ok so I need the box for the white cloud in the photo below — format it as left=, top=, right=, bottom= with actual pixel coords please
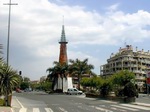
left=107, top=3, right=120, bottom=12
left=1, top=0, right=150, bottom=80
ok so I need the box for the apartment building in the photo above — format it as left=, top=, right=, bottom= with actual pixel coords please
left=100, top=45, right=150, bottom=92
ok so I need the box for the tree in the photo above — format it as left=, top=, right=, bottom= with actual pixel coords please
left=81, top=77, right=91, bottom=87
left=20, top=82, right=29, bottom=90
left=112, top=70, right=135, bottom=97
left=112, top=70, right=135, bottom=86
left=47, top=66, right=58, bottom=90
left=99, top=77, right=113, bottom=97
left=69, top=58, right=94, bottom=90
left=20, top=77, right=31, bottom=90
left=47, top=61, right=68, bottom=92
left=123, top=82, right=137, bottom=97
left=23, top=77, right=30, bottom=83
left=0, top=44, right=4, bottom=67
left=41, top=81, right=52, bottom=92
left=0, top=63, right=21, bottom=106
left=0, top=44, right=3, bottom=60
left=81, top=76, right=103, bottom=94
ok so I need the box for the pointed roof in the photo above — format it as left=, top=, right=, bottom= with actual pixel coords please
left=59, top=25, right=68, bottom=44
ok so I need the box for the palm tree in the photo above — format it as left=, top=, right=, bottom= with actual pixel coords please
left=47, top=65, right=59, bottom=90
left=0, top=63, right=21, bottom=106
left=69, top=58, right=94, bottom=90
left=0, top=44, right=3, bottom=63
left=47, top=61, right=68, bottom=92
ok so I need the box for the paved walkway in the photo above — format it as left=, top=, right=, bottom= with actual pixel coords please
left=0, top=96, right=20, bottom=112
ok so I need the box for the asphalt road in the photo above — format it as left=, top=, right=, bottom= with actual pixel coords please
left=13, top=91, right=150, bottom=112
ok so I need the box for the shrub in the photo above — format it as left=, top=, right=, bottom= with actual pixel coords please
left=123, top=82, right=136, bottom=97
left=100, top=81, right=112, bottom=97
left=116, top=89, right=124, bottom=97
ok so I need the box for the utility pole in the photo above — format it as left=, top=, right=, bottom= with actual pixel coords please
left=3, top=0, right=18, bottom=66
left=3, top=0, right=18, bottom=106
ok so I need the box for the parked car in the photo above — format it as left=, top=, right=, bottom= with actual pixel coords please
left=24, top=88, right=32, bottom=92
left=67, top=88, right=83, bottom=95
left=16, top=88, right=22, bottom=93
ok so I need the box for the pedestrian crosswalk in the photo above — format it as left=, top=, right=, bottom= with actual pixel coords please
left=14, top=108, right=53, bottom=112
left=111, top=105, right=138, bottom=111
left=91, top=104, right=150, bottom=112
left=13, top=104, right=150, bottom=112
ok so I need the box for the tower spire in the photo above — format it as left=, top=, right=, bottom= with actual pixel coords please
left=59, top=16, right=67, bottom=43
left=59, top=25, right=67, bottom=43
left=59, top=20, right=68, bottom=65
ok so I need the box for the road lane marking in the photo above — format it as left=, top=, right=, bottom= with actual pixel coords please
left=15, top=96, right=25, bottom=108
left=90, top=106, right=113, bottom=112
left=11, top=108, right=14, bottom=112
left=33, top=108, right=40, bottom=112
left=121, top=104, right=150, bottom=110
left=111, top=105, right=138, bottom=111
left=19, top=108, right=27, bottom=112
left=59, top=107, right=68, bottom=112
left=135, top=102, right=150, bottom=107
left=111, top=107, right=127, bottom=112
left=45, top=108, right=54, bottom=112
left=100, top=100, right=118, bottom=104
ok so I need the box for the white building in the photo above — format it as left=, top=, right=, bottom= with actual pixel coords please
left=100, top=45, right=150, bottom=92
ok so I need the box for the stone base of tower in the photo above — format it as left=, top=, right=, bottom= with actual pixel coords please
left=54, top=77, right=73, bottom=93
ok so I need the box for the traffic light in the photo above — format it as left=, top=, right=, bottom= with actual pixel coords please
left=19, top=71, right=22, bottom=75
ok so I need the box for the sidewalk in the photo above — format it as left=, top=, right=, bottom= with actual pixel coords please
left=0, top=96, right=21, bottom=112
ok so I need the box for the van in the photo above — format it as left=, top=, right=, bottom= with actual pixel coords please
left=67, top=88, right=83, bottom=95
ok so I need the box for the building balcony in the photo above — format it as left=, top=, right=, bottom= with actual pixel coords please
left=132, top=70, right=146, bottom=74
left=135, top=76, right=146, bottom=80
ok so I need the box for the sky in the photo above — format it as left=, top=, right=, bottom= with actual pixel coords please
left=0, top=0, right=150, bottom=81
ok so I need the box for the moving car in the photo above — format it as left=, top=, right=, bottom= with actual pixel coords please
left=67, top=88, right=83, bottom=95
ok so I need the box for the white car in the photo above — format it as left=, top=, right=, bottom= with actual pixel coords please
left=67, top=88, right=83, bottom=95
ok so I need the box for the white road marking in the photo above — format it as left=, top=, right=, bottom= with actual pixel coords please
left=121, top=104, right=150, bottom=110
left=45, top=108, right=54, bottom=112
left=19, top=108, right=27, bottom=112
left=11, top=108, right=14, bottom=112
left=100, top=100, right=118, bottom=104
left=111, top=105, right=138, bottom=111
left=111, top=107, right=127, bottom=112
left=99, top=105, right=106, bottom=107
left=59, top=107, right=68, bottom=112
left=90, top=106, right=113, bottom=112
left=15, top=96, right=25, bottom=108
left=135, top=102, right=150, bottom=107
left=33, top=108, right=40, bottom=112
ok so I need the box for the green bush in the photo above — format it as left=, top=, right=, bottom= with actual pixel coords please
left=123, top=82, right=136, bottom=97
left=116, top=89, right=124, bottom=97
left=100, top=81, right=112, bottom=97
left=89, top=90, right=97, bottom=94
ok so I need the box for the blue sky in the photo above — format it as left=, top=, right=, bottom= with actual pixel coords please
left=0, top=0, right=150, bottom=80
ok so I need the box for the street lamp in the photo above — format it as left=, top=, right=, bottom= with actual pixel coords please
left=3, top=0, right=18, bottom=66
left=3, top=0, right=18, bottom=106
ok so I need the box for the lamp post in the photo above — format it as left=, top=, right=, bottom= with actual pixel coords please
left=3, top=0, right=17, bottom=106
left=4, top=0, right=18, bottom=66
